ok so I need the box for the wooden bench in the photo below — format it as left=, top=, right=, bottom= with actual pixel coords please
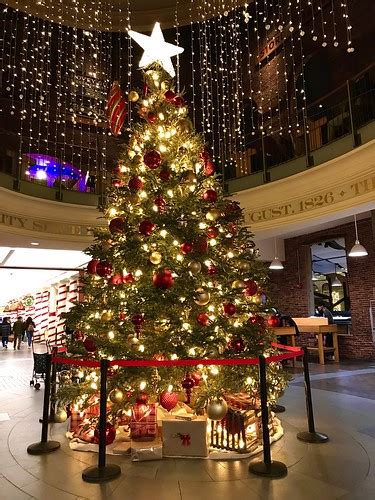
left=292, top=318, right=339, bottom=365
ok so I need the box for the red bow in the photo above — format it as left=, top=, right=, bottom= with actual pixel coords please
left=178, top=433, right=191, bottom=446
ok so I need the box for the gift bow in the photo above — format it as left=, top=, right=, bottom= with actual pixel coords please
left=178, top=433, right=191, bottom=446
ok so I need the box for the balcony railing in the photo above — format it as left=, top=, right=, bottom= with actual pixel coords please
left=225, top=64, right=375, bottom=184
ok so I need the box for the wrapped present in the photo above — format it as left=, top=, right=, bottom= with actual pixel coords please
left=69, top=410, right=84, bottom=433
left=130, top=403, right=157, bottom=441
left=73, top=423, right=96, bottom=443
left=131, top=438, right=163, bottom=461
left=224, top=392, right=260, bottom=411
left=162, top=416, right=208, bottom=457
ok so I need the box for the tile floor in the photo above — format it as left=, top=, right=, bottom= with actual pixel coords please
left=1, top=346, right=375, bottom=499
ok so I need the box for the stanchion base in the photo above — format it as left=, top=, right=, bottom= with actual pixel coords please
left=27, top=440, right=61, bottom=455
left=82, top=464, right=121, bottom=483
left=271, top=404, right=286, bottom=413
left=297, top=431, right=329, bottom=443
left=249, top=460, right=288, bottom=478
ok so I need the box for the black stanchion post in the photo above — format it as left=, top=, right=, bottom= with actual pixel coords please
left=82, top=359, right=121, bottom=483
left=249, top=355, right=288, bottom=478
left=49, top=346, right=57, bottom=422
left=297, top=348, right=329, bottom=443
left=27, top=353, right=61, bottom=454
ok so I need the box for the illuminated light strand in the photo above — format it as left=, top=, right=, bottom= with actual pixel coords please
left=189, top=0, right=196, bottom=128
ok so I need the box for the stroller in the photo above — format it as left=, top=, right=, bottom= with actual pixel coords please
left=30, top=342, right=49, bottom=390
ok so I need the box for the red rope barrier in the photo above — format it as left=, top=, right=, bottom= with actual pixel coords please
left=52, top=343, right=303, bottom=369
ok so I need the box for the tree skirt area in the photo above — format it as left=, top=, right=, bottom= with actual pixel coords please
left=65, top=414, right=283, bottom=461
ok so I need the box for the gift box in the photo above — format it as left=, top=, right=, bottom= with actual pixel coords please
left=130, top=403, right=157, bottom=441
left=73, top=423, right=96, bottom=443
left=224, top=393, right=260, bottom=411
left=131, top=438, right=163, bottom=461
left=69, top=410, right=84, bottom=433
left=162, top=416, right=208, bottom=457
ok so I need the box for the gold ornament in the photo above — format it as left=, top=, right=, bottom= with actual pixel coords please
left=206, top=209, right=221, bottom=221
left=54, top=409, right=68, bottom=423
left=232, top=280, right=246, bottom=289
left=102, top=240, right=113, bottom=252
left=161, top=81, right=170, bottom=91
left=133, top=154, right=143, bottom=164
left=129, top=90, right=139, bottom=102
left=207, top=399, right=228, bottom=421
left=250, top=294, right=262, bottom=305
left=189, top=261, right=202, bottom=274
left=109, top=388, right=124, bottom=404
left=101, top=311, right=113, bottom=322
left=194, top=288, right=210, bottom=306
left=176, top=118, right=193, bottom=133
left=59, top=371, right=71, bottom=384
left=150, top=251, right=162, bottom=265
left=182, top=170, right=197, bottom=184
left=237, top=260, right=251, bottom=271
left=128, top=335, right=139, bottom=349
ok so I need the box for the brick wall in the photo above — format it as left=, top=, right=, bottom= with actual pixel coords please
left=269, top=217, right=375, bottom=360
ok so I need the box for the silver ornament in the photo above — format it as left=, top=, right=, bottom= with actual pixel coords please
left=207, top=399, right=228, bottom=420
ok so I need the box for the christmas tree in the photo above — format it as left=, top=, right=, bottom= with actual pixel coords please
left=59, top=25, right=288, bottom=432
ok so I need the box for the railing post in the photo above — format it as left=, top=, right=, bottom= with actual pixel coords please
left=49, top=346, right=58, bottom=422
left=27, top=353, right=61, bottom=454
left=297, top=348, right=329, bottom=443
left=260, top=133, right=269, bottom=183
left=346, top=79, right=361, bottom=147
left=249, top=355, right=288, bottom=478
left=82, top=359, right=121, bottom=483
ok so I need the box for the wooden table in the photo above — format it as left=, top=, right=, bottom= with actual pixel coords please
left=296, top=324, right=339, bottom=365
left=272, top=327, right=297, bottom=366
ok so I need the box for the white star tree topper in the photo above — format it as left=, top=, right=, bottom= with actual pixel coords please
left=128, top=22, right=184, bottom=78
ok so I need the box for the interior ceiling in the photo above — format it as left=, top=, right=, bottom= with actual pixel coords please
left=310, top=238, right=348, bottom=275
left=0, top=248, right=88, bottom=307
left=4, top=1, right=247, bottom=31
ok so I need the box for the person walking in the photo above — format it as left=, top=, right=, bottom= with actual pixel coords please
left=24, top=317, right=36, bottom=348
left=1, top=317, right=11, bottom=349
left=12, top=316, right=25, bottom=350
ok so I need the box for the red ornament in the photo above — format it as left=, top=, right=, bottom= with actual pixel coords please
left=111, top=178, right=123, bottom=188
left=128, top=176, right=144, bottom=191
left=204, top=160, right=216, bottom=176
left=203, top=189, right=218, bottom=203
left=200, top=149, right=210, bottom=163
left=123, top=273, right=134, bottom=284
left=109, top=274, right=123, bottom=286
left=106, top=81, right=127, bottom=137
left=83, top=337, right=97, bottom=353
left=191, top=371, right=202, bottom=386
left=226, top=201, right=241, bottom=213
left=243, top=280, right=258, bottom=297
left=160, top=390, right=179, bottom=411
left=267, top=315, right=281, bottom=328
left=119, top=312, right=126, bottom=321
left=136, top=392, right=149, bottom=404
left=207, top=226, right=219, bottom=239
left=173, top=95, right=185, bottom=106
left=227, top=223, right=237, bottom=235
left=197, top=313, right=209, bottom=326
left=248, top=315, right=265, bottom=327
left=182, top=376, right=195, bottom=404
left=207, top=264, right=218, bottom=275
left=74, top=331, right=84, bottom=341
left=153, top=269, right=174, bottom=290
left=87, top=259, right=99, bottom=275
left=144, top=150, right=161, bottom=169
left=131, top=314, right=144, bottom=327
left=93, top=422, right=116, bottom=446
left=139, top=220, right=155, bottom=236
left=154, top=196, right=166, bottom=212
left=180, top=242, right=193, bottom=255
left=194, top=237, right=208, bottom=254
left=96, top=261, right=113, bottom=278
left=229, top=337, right=245, bottom=352
left=164, top=90, right=176, bottom=102
left=159, top=169, right=171, bottom=181
left=109, top=217, right=126, bottom=234
left=223, top=302, right=236, bottom=316
left=147, top=111, right=157, bottom=123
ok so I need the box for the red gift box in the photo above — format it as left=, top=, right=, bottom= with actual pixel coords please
left=69, top=410, right=84, bottom=433
left=130, top=403, right=157, bottom=441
